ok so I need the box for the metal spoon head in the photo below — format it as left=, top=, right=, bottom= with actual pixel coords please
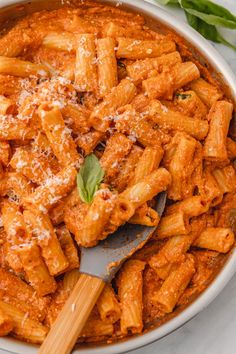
left=80, top=192, right=167, bottom=282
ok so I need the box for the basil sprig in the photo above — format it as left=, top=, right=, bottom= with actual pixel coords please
left=175, top=92, right=191, bottom=99
left=77, top=154, right=105, bottom=204
left=155, top=0, right=236, bottom=51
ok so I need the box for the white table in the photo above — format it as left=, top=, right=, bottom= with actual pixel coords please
left=1, top=1, right=236, bottom=354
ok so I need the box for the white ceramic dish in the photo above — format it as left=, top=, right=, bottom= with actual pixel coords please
left=0, top=0, right=236, bottom=353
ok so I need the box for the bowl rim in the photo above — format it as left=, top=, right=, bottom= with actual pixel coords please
left=1, top=0, right=236, bottom=354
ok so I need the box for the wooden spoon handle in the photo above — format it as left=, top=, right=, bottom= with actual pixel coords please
left=39, top=274, right=105, bottom=354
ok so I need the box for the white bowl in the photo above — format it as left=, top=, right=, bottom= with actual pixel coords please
left=0, top=1, right=236, bottom=353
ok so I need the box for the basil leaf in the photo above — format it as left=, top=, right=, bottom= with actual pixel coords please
left=185, top=12, right=236, bottom=51
left=175, top=92, right=191, bottom=99
left=77, top=172, right=88, bottom=203
left=155, top=0, right=180, bottom=6
left=180, top=0, right=236, bottom=28
left=155, top=0, right=236, bottom=51
left=181, top=0, right=236, bottom=29
left=77, top=154, right=105, bottom=204
left=185, top=11, right=218, bottom=40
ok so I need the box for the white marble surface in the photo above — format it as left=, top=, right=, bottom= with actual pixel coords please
left=1, top=1, right=236, bottom=354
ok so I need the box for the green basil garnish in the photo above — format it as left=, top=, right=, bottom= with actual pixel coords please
left=77, top=154, right=105, bottom=204
left=155, top=0, right=236, bottom=51
left=175, top=93, right=191, bottom=99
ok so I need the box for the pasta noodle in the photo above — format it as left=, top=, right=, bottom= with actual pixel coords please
left=203, top=101, right=233, bottom=161
left=152, top=255, right=195, bottom=313
left=74, top=34, right=97, bottom=92
left=117, top=260, right=145, bottom=334
left=116, top=38, right=176, bottom=59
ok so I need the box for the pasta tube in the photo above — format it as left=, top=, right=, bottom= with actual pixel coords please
left=75, top=188, right=115, bottom=247
left=42, top=32, right=75, bottom=52
left=0, top=268, right=49, bottom=322
left=0, top=172, right=32, bottom=201
left=189, top=78, right=223, bottom=107
left=132, top=146, right=163, bottom=184
left=10, top=148, right=53, bottom=184
left=115, top=105, right=169, bottom=146
left=157, top=211, right=190, bottom=239
left=117, top=260, right=146, bottom=334
left=142, top=62, right=200, bottom=100
left=113, top=145, right=143, bottom=192
left=56, top=226, right=80, bottom=271
left=76, top=130, right=104, bottom=156
left=1, top=199, right=26, bottom=239
left=148, top=100, right=208, bottom=140
left=0, top=116, right=35, bottom=141
left=0, top=56, right=50, bottom=77
left=203, top=101, right=233, bottom=161
left=17, top=242, right=57, bottom=296
left=212, top=165, right=236, bottom=194
left=96, top=285, right=121, bottom=324
left=89, top=79, right=137, bottom=132
left=149, top=234, right=193, bottom=279
left=23, top=165, right=77, bottom=212
left=126, top=51, right=182, bottom=83
left=166, top=196, right=208, bottom=218
left=0, top=301, right=48, bottom=344
left=164, top=132, right=200, bottom=200
left=116, top=38, right=176, bottom=59
left=152, top=255, right=195, bottom=313
left=100, top=133, right=133, bottom=182
left=199, top=169, right=223, bottom=207
left=120, top=168, right=171, bottom=209
left=97, top=37, right=118, bottom=97
left=24, top=209, right=69, bottom=276
left=193, top=227, right=234, bottom=253
left=61, top=104, right=90, bottom=134
left=74, top=34, right=97, bottom=92
left=174, top=90, right=208, bottom=120
left=80, top=317, right=114, bottom=338
left=103, top=22, right=155, bottom=40
left=38, top=105, right=80, bottom=168
left=129, top=205, right=160, bottom=227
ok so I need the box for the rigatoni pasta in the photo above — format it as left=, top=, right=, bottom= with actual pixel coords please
left=97, top=37, right=118, bottom=97
left=0, top=56, right=50, bottom=78
left=0, top=301, right=48, bottom=344
left=74, top=34, right=97, bottom=92
left=23, top=209, right=69, bottom=276
left=203, top=101, right=233, bottom=161
left=96, top=285, right=121, bottom=324
left=126, top=51, right=182, bottom=83
left=117, top=260, right=145, bottom=334
left=116, top=38, right=176, bottom=59
left=89, top=78, right=137, bottom=132
left=193, top=228, right=234, bottom=253
left=38, top=105, right=80, bottom=168
left=152, top=255, right=195, bottom=313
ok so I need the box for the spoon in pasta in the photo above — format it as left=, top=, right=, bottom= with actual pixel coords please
left=39, top=192, right=167, bottom=354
